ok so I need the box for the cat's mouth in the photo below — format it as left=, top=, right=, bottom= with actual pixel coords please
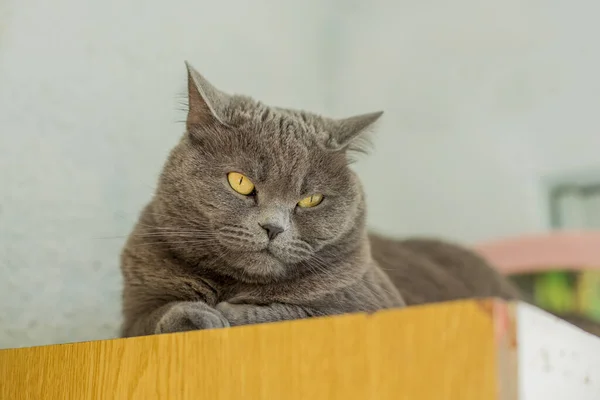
left=260, top=247, right=280, bottom=261
left=261, top=247, right=274, bottom=255
left=260, top=243, right=311, bottom=265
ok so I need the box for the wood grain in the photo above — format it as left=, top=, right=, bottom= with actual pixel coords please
left=0, top=299, right=514, bottom=400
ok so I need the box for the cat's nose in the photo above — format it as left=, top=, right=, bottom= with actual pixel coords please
left=260, top=223, right=284, bottom=241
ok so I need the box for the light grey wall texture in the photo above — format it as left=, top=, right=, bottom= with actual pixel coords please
left=1, top=0, right=600, bottom=348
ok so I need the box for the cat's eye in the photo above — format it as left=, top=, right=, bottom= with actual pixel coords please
left=297, top=194, right=323, bottom=208
left=227, top=172, right=255, bottom=195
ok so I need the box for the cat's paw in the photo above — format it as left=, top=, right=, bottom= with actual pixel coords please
left=155, top=302, right=230, bottom=334
left=215, top=301, right=257, bottom=326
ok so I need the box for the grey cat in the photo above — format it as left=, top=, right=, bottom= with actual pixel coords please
left=119, top=63, right=528, bottom=337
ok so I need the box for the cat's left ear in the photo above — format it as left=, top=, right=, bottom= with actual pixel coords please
left=325, top=111, right=383, bottom=152
left=185, top=61, right=231, bottom=129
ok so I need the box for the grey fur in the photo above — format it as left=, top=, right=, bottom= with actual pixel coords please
left=156, top=302, right=230, bottom=334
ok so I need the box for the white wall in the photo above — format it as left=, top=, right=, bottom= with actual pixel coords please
left=330, top=0, right=600, bottom=242
left=1, top=0, right=600, bottom=348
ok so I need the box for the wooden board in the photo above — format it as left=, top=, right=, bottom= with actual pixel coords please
left=0, top=299, right=516, bottom=400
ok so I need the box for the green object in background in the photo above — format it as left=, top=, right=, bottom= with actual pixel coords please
left=511, top=269, right=600, bottom=323
left=534, top=271, right=575, bottom=314
left=577, top=271, right=600, bottom=322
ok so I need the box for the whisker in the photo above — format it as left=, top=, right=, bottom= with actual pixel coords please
left=135, top=222, right=213, bottom=233
left=145, top=211, right=206, bottom=226
left=301, top=256, right=338, bottom=283
left=96, top=231, right=218, bottom=240
left=310, top=251, right=398, bottom=300
left=128, top=239, right=216, bottom=248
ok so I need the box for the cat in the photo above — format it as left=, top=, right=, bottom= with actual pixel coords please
left=120, top=63, right=592, bottom=337
left=120, top=63, right=404, bottom=336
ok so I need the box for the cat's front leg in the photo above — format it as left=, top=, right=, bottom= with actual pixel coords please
left=155, top=301, right=230, bottom=334
left=215, top=301, right=326, bottom=326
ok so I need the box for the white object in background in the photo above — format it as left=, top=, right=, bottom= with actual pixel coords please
left=518, top=303, right=600, bottom=399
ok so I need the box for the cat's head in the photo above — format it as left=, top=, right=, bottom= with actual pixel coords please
left=155, top=63, right=382, bottom=283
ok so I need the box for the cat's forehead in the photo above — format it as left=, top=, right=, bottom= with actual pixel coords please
left=223, top=100, right=347, bottom=191
left=228, top=97, right=330, bottom=144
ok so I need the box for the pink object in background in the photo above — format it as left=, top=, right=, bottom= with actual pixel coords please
left=473, top=231, right=600, bottom=275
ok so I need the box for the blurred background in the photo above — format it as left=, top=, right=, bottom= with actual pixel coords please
left=1, top=0, right=600, bottom=348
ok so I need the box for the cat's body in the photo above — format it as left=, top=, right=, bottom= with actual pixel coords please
left=120, top=63, right=524, bottom=338
left=370, top=235, right=520, bottom=305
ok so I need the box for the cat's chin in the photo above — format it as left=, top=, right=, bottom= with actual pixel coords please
left=228, top=250, right=289, bottom=283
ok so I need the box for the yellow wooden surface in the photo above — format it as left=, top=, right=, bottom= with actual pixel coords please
left=0, top=299, right=516, bottom=400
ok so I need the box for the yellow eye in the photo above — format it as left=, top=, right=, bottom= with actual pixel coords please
left=227, top=172, right=255, bottom=195
left=297, top=194, right=323, bottom=208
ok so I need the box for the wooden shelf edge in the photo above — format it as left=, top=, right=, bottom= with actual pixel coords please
left=0, top=299, right=516, bottom=400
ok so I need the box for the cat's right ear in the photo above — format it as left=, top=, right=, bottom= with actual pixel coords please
left=185, top=61, right=231, bottom=130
